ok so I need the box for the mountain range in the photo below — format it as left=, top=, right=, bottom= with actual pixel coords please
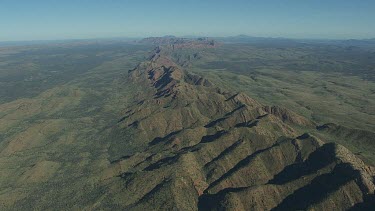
left=0, top=37, right=374, bottom=210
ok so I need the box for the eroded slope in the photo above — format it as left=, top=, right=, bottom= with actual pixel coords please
left=1, top=39, right=373, bottom=210
left=101, top=43, right=375, bottom=210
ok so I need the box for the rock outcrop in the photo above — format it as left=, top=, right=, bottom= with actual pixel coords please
left=101, top=40, right=375, bottom=210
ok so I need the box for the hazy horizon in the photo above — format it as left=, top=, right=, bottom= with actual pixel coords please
left=1, top=34, right=375, bottom=45
left=1, top=0, right=375, bottom=42
left=1, top=2, right=375, bottom=210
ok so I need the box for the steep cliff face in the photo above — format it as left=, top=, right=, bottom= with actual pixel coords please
left=100, top=41, right=375, bottom=210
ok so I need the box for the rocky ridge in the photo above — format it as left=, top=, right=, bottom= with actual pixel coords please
left=101, top=38, right=375, bottom=210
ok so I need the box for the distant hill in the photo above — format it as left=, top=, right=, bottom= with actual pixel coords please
left=138, top=36, right=218, bottom=49
left=212, top=35, right=375, bottom=49
left=0, top=37, right=374, bottom=210
left=216, top=35, right=296, bottom=43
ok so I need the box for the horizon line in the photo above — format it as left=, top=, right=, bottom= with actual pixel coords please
left=0, top=34, right=374, bottom=44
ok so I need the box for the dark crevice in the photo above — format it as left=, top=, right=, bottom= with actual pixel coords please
left=150, top=66, right=175, bottom=91
left=127, top=178, right=171, bottom=209
left=110, top=155, right=132, bottom=164
left=205, top=137, right=289, bottom=192
left=204, top=139, right=244, bottom=168
left=204, top=117, right=228, bottom=128
left=201, top=130, right=227, bottom=143
left=117, top=113, right=134, bottom=123
left=143, top=155, right=180, bottom=171
left=198, top=186, right=248, bottom=210
left=235, top=120, right=259, bottom=128
left=225, top=93, right=239, bottom=101
left=256, top=113, right=269, bottom=119
left=296, top=133, right=312, bottom=140
left=271, top=163, right=360, bottom=211
left=268, top=143, right=337, bottom=185
left=132, top=153, right=158, bottom=169
left=225, top=104, right=246, bottom=116
left=176, top=142, right=202, bottom=155
left=149, top=130, right=182, bottom=146
left=137, top=100, right=145, bottom=105
left=128, top=120, right=139, bottom=128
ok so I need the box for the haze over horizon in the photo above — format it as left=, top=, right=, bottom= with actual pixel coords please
left=1, top=0, right=375, bottom=41
left=1, top=1, right=375, bottom=210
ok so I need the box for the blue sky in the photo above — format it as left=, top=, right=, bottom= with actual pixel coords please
left=1, top=0, right=374, bottom=41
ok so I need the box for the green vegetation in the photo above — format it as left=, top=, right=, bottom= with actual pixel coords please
left=0, top=42, right=152, bottom=209
left=185, top=43, right=375, bottom=131
left=182, top=43, right=375, bottom=166
left=0, top=39, right=374, bottom=210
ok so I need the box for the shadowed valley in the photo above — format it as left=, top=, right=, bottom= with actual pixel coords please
left=0, top=37, right=374, bottom=210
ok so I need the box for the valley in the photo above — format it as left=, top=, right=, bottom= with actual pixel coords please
left=0, top=37, right=374, bottom=210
